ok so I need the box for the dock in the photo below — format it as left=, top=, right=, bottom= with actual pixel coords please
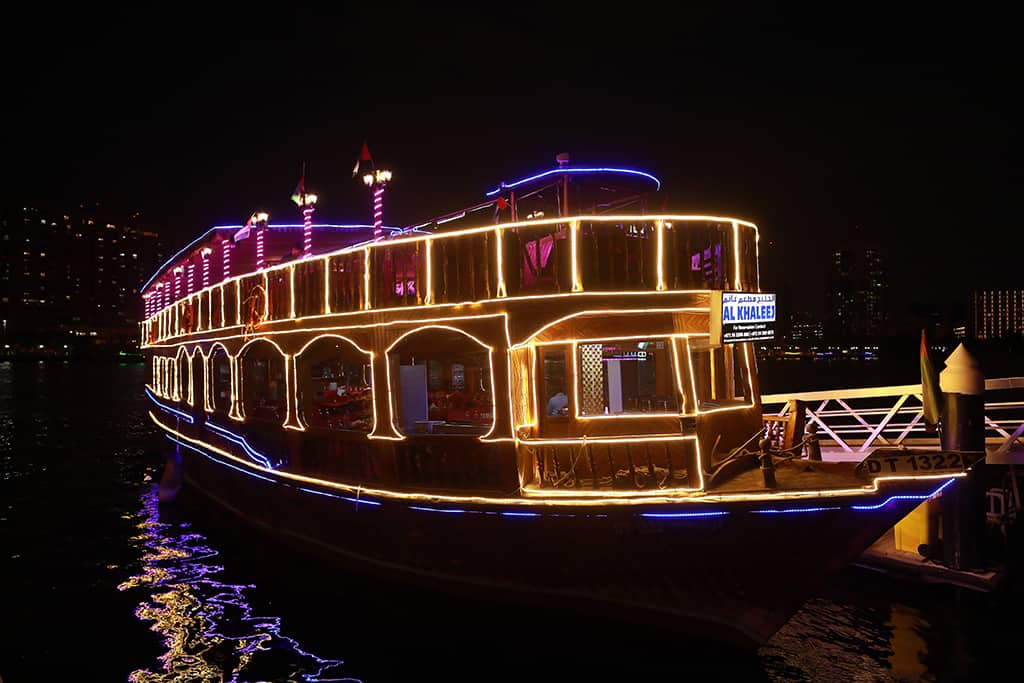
left=854, top=527, right=1008, bottom=591
left=818, top=443, right=1019, bottom=591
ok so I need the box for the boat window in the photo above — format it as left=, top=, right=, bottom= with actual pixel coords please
left=240, top=342, right=286, bottom=424
left=662, top=221, right=735, bottom=290
left=500, top=223, right=572, bottom=296
left=294, top=260, right=325, bottom=317
left=576, top=339, right=678, bottom=416
left=542, top=348, right=569, bottom=418
left=389, top=328, right=494, bottom=436
left=690, top=342, right=752, bottom=409
left=267, top=269, right=289, bottom=321
left=326, top=252, right=365, bottom=314
left=372, top=243, right=425, bottom=308
left=576, top=221, right=658, bottom=291
left=296, top=338, right=373, bottom=432
left=210, top=348, right=232, bottom=414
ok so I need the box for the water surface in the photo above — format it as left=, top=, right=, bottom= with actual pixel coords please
left=1, top=361, right=1021, bottom=681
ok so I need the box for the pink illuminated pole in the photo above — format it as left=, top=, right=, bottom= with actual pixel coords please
left=302, top=202, right=315, bottom=256
left=201, top=248, right=212, bottom=288
left=363, top=168, right=392, bottom=239
left=353, top=143, right=390, bottom=239
left=292, top=165, right=317, bottom=258
left=222, top=239, right=232, bottom=281
left=186, top=264, right=195, bottom=295
left=252, top=212, right=269, bottom=270
left=173, top=267, right=182, bottom=300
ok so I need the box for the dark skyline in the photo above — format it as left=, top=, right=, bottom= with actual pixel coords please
left=2, top=6, right=1018, bottom=321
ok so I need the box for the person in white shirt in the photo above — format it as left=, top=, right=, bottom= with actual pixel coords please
left=547, top=390, right=568, bottom=416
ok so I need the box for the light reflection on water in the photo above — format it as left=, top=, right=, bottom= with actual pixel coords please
left=761, top=595, right=909, bottom=682
left=117, top=482, right=360, bottom=683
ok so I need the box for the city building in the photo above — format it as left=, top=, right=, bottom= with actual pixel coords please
left=0, top=203, right=164, bottom=351
left=972, top=289, right=1024, bottom=340
left=827, top=248, right=887, bottom=340
left=788, top=311, right=824, bottom=344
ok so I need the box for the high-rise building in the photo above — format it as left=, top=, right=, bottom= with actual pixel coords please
left=827, top=248, right=887, bottom=339
left=972, top=289, right=1024, bottom=340
left=0, top=203, right=164, bottom=343
left=788, top=311, right=824, bottom=343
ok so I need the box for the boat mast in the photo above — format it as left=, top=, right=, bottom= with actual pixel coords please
left=557, top=152, right=570, bottom=217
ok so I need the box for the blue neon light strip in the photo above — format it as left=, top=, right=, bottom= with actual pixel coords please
left=166, top=434, right=381, bottom=506
left=297, top=486, right=381, bottom=507
left=850, top=477, right=957, bottom=510
left=159, top=420, right=961, bottom=520
left=750, top=506, right=842, bottom=514
left=410, top=506, right=466, bottom=514
left=205, top=422, right=277, bottom=469
left=640, top=510, right=731, bottom=519
left=167, top=435, right=276, bottom=483
left=141, top=227, right=235, bottom=293
left=485, top=167, right=662, bottom=197
left=145, top=388, right=194, bottom=424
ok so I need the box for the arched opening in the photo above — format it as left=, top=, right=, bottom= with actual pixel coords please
left=209, top=345, right=233, bottom=415
left=389, top=327, right=494, bottom=436
left=296, top=336, right=373, bottom=432
left=175, top=348, right=191, bottom=404
left=188, top=347, right=204, bottom=411
left=151, top=356, right=160, bottom=394
left=239, top=339, right=287, bottom=424
left=162, top=356, right=174, bottom=398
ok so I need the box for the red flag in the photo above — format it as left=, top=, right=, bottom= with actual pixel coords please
left=352, top=142, right=373, bottom=178
left=290, top=176, right=305, bottom=205
left=496, top=196, right=508, bottom=210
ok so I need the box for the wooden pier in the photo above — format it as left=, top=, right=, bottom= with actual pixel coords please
left=763, top=373, right=1024, bottom=591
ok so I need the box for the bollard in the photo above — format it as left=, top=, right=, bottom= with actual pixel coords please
left=938, top=343, right=987, bottom=571
left=784, top=399, right=807, bottom=451
left=805, top=423, right=822, bottom=461
left=759, top=437, right=776, bottom=488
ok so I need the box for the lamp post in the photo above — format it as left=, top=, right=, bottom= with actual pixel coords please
left=363, top=169, right=392, bottom=239
left=298, top=195, right=317, bottom=258
left=201, top=248, right=212, bottom=289
left=253, top=211, right=270, bottom=270
left=173, top=266, right=183, bottom=300
left=221, top=236, right=232, bottom=281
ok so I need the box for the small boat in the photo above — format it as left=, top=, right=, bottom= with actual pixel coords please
left=141, top=155, right=973, bottom=649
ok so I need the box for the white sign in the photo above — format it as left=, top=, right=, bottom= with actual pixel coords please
left=710, top=291, right=776, bottom=345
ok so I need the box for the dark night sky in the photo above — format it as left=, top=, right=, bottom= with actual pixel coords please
left=2, top=6, right=1018, bottom=322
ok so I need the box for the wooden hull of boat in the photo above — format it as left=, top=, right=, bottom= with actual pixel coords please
left=163, top=436, right=945, bottom=650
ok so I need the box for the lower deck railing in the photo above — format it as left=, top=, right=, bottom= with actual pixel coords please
left=524, top=440, right=698, bottom=491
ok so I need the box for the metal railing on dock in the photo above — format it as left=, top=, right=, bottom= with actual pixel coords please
left=761, top=377, right=1024, bottom=453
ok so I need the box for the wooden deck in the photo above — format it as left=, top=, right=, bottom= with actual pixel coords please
left=711, top=457, right=868, bottom=495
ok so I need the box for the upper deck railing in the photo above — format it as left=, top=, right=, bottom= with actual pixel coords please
left=142, top=214, right=760, bottom=345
